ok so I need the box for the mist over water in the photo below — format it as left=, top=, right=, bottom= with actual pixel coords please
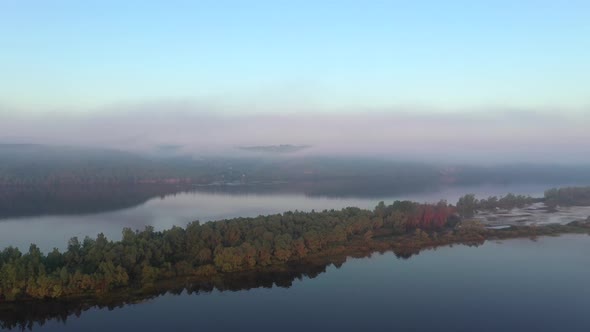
left=1, top=107, right=589, bottom=163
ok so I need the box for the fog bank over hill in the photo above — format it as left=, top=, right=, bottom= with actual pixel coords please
left=1, top=103, right=589, bottom=163
left=1, top=144, right=589, bottom=193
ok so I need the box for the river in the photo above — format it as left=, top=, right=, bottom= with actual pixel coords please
left=0, top=183, right=575, bottom=252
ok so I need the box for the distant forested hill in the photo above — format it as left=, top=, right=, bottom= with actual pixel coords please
left=0, top=144, right=214, bottom=185
left=1, top=144, right=589, bottom=191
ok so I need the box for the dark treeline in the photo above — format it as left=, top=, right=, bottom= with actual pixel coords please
left=2, top=223, right=590, bottom=332
left=0, top=185, right=194, bottom=219
left=0, top=238, right=471, bottom=331
left=0, top=181, right=435, bottom=220
left=3, top=144, right=590, bottom=191
left=0, top=144, right=216, bottom=186
left=456, top=193, right=538, bottom=218
left=0, top=199, right=458, bottom=301
left=0, top=257, right=343, bottom=331
left=544, top=186, right=590, bottom=207
left=0, top=144, right=440, bottom=189
left=451, top=164, right=590, bottom=186
left=455, top=186, right=590, bottom=217
left=2, top=186, right=590, bottom=304
left=1, top=250, right=386, bottom=331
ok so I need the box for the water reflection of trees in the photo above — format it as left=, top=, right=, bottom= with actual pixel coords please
left=0, top=181, right=435, bottom=220
left=0, top=243, right=487, bottom=331
left=0, top=255, right=343, bottom=331
left=0, top=185, right=193, bottom=219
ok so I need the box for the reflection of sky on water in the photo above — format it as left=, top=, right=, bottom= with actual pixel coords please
left=0, top=183, right=579, bottom=252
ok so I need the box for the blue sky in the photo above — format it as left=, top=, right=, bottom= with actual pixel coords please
left=1, top=0, right=589, bottom=113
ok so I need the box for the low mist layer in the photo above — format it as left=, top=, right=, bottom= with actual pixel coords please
left=1, top=104, right=588, bottom=163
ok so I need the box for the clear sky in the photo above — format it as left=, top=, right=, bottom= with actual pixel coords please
left=1, top=0, right=589, bottom=113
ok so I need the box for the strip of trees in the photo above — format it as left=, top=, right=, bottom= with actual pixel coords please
left=455, top=186, right=590, bottom=217
left=0, top=200, right=456, bottom=301
left=5, top=186, right=589, bottom=302
left=456, top=193, right=537, bottom=218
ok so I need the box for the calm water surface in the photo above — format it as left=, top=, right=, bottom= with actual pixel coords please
left=0, top=183, right=569, bottom=251
left=5, top=234, right=590, bottom=332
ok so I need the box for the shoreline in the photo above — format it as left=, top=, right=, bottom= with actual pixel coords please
left=1, top=219, right=588, bottom=306
left=1, top=185, right=589, bottom=312
left=1, top=224, right=589, bottom=330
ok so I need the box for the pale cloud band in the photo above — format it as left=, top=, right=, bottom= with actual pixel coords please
left=1, top=102, right=588, bottom=163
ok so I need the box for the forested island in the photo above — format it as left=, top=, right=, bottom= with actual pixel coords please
left=1, top=186, right=590, bottom=307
